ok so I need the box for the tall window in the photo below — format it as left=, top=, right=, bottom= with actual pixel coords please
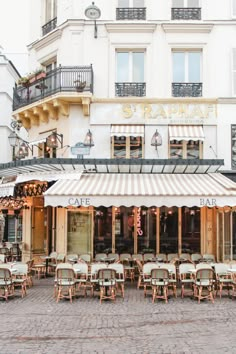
left=116, top=51, right=144, bottom=83
left=172, top=0, right=199, bottom=7
left=232, top=0, right=236, bottom=18
left=118, top=0, right=144, bottom=8
left=173, top=51, right=201, bottom=83
left=170, top=140, right=201, bottom=159
left=45, top=0, right=57, bottom=22
left=233, top=49, right=236, bottom=96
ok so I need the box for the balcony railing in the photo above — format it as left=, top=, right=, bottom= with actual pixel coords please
left=115, top=83, right=146, bottom=97
left=171, top=8, right=201, bottom=20
left=116, top=8, right=146, bottom=20
left=42, top=17, right=57, bottom=36
left=172, top=83, right=202, bottom=97
left=13, top=65, right=94, bottom=111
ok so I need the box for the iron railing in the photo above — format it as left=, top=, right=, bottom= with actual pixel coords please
left=13, top=65, right=94, bottom=111
left=116, top=8, right=146, bottom=20
left=172, top=83, right=202, bottom=97
left=171, top=8, right=201, bottom=20
left=42, top=17, right=57, bottom=36
left=115, top=83, right=146, bottom=97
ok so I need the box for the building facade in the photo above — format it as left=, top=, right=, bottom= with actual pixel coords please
left=1, top=0, right=236, bottom=261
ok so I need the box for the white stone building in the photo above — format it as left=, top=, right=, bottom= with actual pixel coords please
left=1, top=0, right=236, bottom=261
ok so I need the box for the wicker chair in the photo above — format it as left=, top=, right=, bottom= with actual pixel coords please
left=151, top=268, right=169, bottom=303
left=55, top=267, right=76, bottom=303
left=0, top=267, right=14, bottom=301
left=97, top=268, right=116, bottom=303
left=194, top=268, right=215, bottom=303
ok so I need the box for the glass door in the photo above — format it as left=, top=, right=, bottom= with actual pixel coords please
left=67, top=210, right=92, bottom=255
left=217, top=209, right=233, bottom=261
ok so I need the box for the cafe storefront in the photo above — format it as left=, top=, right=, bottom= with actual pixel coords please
left=44, top=171, right=236, bottom=261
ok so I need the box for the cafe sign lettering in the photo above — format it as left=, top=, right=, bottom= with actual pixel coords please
left=68, top=198, right=91, bottom=206
left=122, top=103, right=217, bottom=120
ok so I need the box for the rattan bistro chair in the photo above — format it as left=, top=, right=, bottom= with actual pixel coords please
left=194, top=268, right=215, bottom=304
left=97, top=268, right=116, bottom=303
left=0, top=267, right=14, bottom=301
left=151, top=268, right=169, bottom=303
left=55, top=267, right=76, bottom=303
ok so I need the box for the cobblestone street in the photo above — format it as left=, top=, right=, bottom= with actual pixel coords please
left=0, top=277, right=236, bottom=354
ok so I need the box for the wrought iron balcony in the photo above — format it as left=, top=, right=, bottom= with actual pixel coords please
left=13, top=65, right=94, bottom=111
left=172, top=83, right=202, bottom=97
left=116, top=7, right=146, bottom=20
left=115, top=83, right=146, bottom=97
left=42, top=17, right=57, bottom=36
left=171, top=8, right=201, bottom=20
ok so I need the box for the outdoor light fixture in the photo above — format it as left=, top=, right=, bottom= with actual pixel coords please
left=151, top=130, right=162, bottom=150
left=85, top=2, right=101, bottom=38
left=84, top=129, right=94, bottom=147
left=10, top=119, right=22, bottom=131
left=8, top=131, right=19, bottom=148
left=46, top=132, right=64, bottom=149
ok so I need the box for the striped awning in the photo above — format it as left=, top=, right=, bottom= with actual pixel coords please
left=16, top=170, right=83, bottom=183
left=0, top=182, right=15, bottom=197
left=169, top=125, right=205, bottom=141
left=44, top=173, right=236, bottom=208
left=111, top=125, right=144, bottom=137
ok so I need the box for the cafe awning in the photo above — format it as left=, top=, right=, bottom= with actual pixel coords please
left=44, top=172, right=236, bottom=208
left=0, top=182, right=15, bottom=197
left=169, top=125, right=205, bottom=141
left=110, top=125, right=144, bottom=137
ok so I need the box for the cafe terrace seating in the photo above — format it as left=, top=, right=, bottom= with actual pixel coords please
left=97, top=268, right=117, bottom=303
left=179, top=263, right=196, bottom=298
left=108, top=263, right=125, bottom=298
left=193, top=268, right=215, bottom=304
left=0, top=267, right=14, bottom=301
left=73, top=262, right=89, bottom=297
left=214, top=263, right=233, bottom=298
left=12, top=263, right=28, bottom=298
left=150, top=268, right=169, bottom=303
left=55, top=264, right=76, bottom=303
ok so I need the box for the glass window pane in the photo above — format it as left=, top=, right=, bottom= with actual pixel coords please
left=170, top=140, right=183, bottom=158
left=134, top=0, right=144, bottom=7
left=188, top=0, right=199, bottom=7
left=113, top=136, right=126, bottom=158
left=45, top=0, right=52, bottom=22
left=187, top=140, right=200, bottom=159
left=116, top=52, right=129, bottom=82
left=118, top=0, right=129, bottom=7
left=172, top=0, right=184, bottom=8
left=130, top=136, right=142, bottom=158
left=67, top=211, right=92, bottom=254
left=173, top=52, right=185, bottom=82
left=182, top=207, right=200, bottom=253
left=94, top=207, right=112, bottom=254
left=160, top=207, right=178, bottom=254
left=115, top=206, right=134, bottom=254
left=137, top=207, right=156, bottom=253
left=188, top=52, right=201, bottom=82
left=132, top=52, right=144, bottom=82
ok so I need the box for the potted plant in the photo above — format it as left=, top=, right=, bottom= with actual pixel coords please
left=29, top=67, right=46, bottom=83
left=74, top=79, right=86, bottom=92
left=17, top=76, right=30, bottom=87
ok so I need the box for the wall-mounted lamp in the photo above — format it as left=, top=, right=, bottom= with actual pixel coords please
left=85, top=2, right=101, bottom=38
left=84, top=129, right=94, bottom=147
left=46, top=132, right=63, bottom=149
left=10, top=119, right=22, bottom=131
left=17, top=141, right=42, bottom=159
left=151, top=130, right=162, bottom=152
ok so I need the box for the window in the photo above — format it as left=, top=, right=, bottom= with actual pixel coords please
left=112, top=136, right=143, bottom=158
left=172, top=50, right=202, bottom=97
left=232, top=125, right=236, bottom=169
left=116, top=51, right=145, bottom=96
left=170, top=140, right=201, bottom=159
left=118, top=0, right=144, bottom=8
left=116, top=51, right=144, bottom=83
left=45, top=0, right=57, bottom=22
left=169, top=125, right=204, bottom=159
left=233, top=49, right=236, bottom=96
left=43, top=0, right=57, bottom=35
left=172, top=0, right=199, bottom=7
left=232, top=0, right=236, bottom=18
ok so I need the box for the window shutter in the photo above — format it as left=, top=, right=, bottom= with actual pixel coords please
left=233, top=49, right=236, bottom=96
left=187, top=0, right=199, bottom=7
left=134, top=0, right=144, bottom=7
left=172, top=0, right=184, bottom=8
left=232, top=0, right=236, bottom=17
left=118, top=0, right=129, bottom=8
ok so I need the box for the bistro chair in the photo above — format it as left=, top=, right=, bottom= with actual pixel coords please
left=143, top=253, right=155, bottom=263
left=55, top=267, right=76, bottom=303
left=202, top=253, right=215, bottom=263
left=12, top=263, right=28, bottom=298
left=191, top=253, right=202, bottom=264
left=179, top=263, right=196, bottom=298
left=90, top=263, right=108, bottom=296
left=108, top=253, right=119, bottom=262
left=94, top=253, right=107, bottom=262
left=108, top=263, right=125, bottom=298
left=97, top=268, right=117, bottom=303
left=161, top=263, right=177, bottom=298
left=31, top=258, right=46, bottom=279
left=214, top=263, right=233, bottom=298
left=0, top=267, right=14, bottom=301
left=193, top=268, right=215, bottom=304
left=142, top=262, right=160, bottom=297
left=151, top=268, right=169, bottom=303
left=167, top=253, right=178, bottom=263
left=73, top=262, right=89, bottom=297
left=66, top=254, right=79, bottom=264
left=155, top=253, right=167, bottom=262
left=0, top=254, right=5, bottom=263
left=79, top=254, right=91, bottom=263
left=179, top=253, right=191, bottom=262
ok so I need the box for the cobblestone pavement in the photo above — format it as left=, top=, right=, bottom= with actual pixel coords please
left=0, top=277, right=236, bottom=354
